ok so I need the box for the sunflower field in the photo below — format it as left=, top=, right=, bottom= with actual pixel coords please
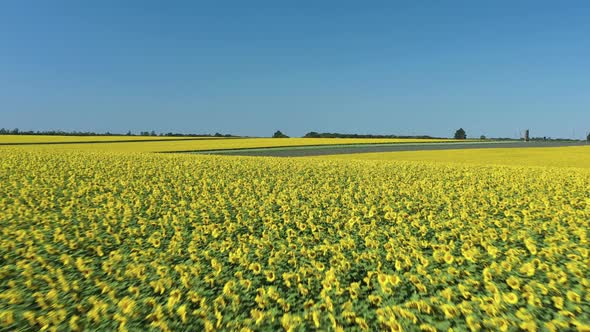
left=1, top=148, right=589, bottom=331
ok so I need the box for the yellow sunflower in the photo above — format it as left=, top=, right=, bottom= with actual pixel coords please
left=249, top=263, right=262, bottom=275
left=506, top=276, right=520, bottom=290
left=503, top=292, right=519, bottom=305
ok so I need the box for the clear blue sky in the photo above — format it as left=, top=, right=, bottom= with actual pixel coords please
left=1, top=1, right=589, bottom=138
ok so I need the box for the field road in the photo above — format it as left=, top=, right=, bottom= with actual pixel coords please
left=193, top=141, right=589, bottom=157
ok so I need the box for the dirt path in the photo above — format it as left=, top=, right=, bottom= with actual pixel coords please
left=194, top=141, right=588, bottom=157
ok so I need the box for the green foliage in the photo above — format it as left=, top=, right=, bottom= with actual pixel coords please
left=454, top=128, right=467, bottom=140
left=303, top=132, right=437, bottom=139
left=272, top=130, right=289, bottom=138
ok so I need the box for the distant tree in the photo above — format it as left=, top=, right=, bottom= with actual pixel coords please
left=454, top=128, right=467, bottom=140
left=587, top=132, right=590, bottom=142
left=214, top=132, right=223, bottom=137
left=126, top=130, right=132, bottom=136
left=272, top=130, right=289, bottom=138
left=304, top=131, right=321, bottom=138
left=0, top=128, right=7, bottom=134
left=480, top=135, right=486, bottom=140
left=11, top=128, right=19, bottom=135
left=150, top=130, right=157, bottom=136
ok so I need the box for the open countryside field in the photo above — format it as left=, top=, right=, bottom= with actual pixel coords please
left=318, top=146, right=590, bottom=169
left=1, top=137, right=465, bottom=153
left=1, top=145, right=589, bottom=331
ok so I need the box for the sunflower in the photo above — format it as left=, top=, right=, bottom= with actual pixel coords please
left=22, top=311, right=36, bottom=326
left=277, top=298, right=291, bottom=312
left=466, top=315, right=481, bottom=331
left=240, top=279, right=252, bottom=290
left=518, top=262, right=535, bottom=277
left=503, top=292, right=519, bottom=305
left=368, top=295, right=382, bottom=306
left=281, top=313, right=302, bottom=332
left=415, top=283, right=428, bottom=294
left=167, top=290, right=182, bottom=310
left=298, top=283, right=309, bottom=296
left=264, top=270, right=276, bottom=283
left=506, top=276, right=520, bottom=290
left=314, top=261, right=325, bottom=271
left=500, top=261, right=512, bottom=272
left=250, top=309, right=265, bottom=325
left=128, top=286, right=140, bottom=297
left=419, top=324, right=437, bottom=332
left=69, top=315, right=81, bottom=331
left=118, top=297, right=136, bottom=315
left=223, top=281, right=235, bottom=296
left=177, top=305, right=188, bottom=323
left=355, top=317, right=369, bottom=331
left=349, top=285, right=359, bottom=300
left=249, top=263, right=262, bottom=275
left=443, top=252, right=455, bottom=264
left=440, top=304, right=459, bottom=319
left=482, top=267, right=493, bottom=282
left=520, top=320, right=538, bottom=332
left=566, top=291, right=581, bottom=303
left=440, top=288, right=453, bottom=301
left=388, top=274, right=401, bottom=286
left=312, top=310, right=321, bottom=327
left=0, top=311, right=14, bottom=327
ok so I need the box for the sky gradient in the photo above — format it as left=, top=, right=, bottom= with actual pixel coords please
left=1, top=1, right=589, bottom=138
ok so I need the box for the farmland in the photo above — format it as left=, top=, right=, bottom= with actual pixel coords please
left=0, top=135, right=215, bottom=144
left=1, top=143, right=589, bottom=331
left=0, top=137, right=464, bottom=153
left=318, top=146, right=590, bottom=169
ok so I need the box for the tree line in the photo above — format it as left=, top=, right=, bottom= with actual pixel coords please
left=303, top=132, right=441, bottom=139
left=3, top=127, right=589, bottom=141
left=0, top=128, right=237, bottom=137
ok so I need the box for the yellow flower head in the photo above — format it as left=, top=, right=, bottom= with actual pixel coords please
left=444, top=253, right=454, bottom=264
left=483, top=267, right=493, bottom=282
left=368, top=295, right=382, bottom=306
left=503, top=292, right=519, bottom=305
left=69, top=315, right=80, bottom=331
left=388, top=274, right=401, bottom=286
left=128, top=286, right=140, bottom=297
left=440, top=287, right=453, bottom=301
left=281, top=313, right=302, bottom=332
left=506, top=276, right=520, bottom=290
left=566, top=291, right=581, bottom=303
left=177, top=305, right=188, bottom=323
left=264, top=270, right=276, bottom=282
left=349, top=288, right=359, bottom=300
left=440, top=304, right=458, bottom=319
left=249, top=263, right=262, bottom=275
left=0, top=311, right=15, bottom=327
left=419, top=324, right=437, bottom=332
left=518, top=263, right=535, bottom=277
left=118, top=297, right=136, bottom=315
left=355, top=317, right=369, bottom=331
